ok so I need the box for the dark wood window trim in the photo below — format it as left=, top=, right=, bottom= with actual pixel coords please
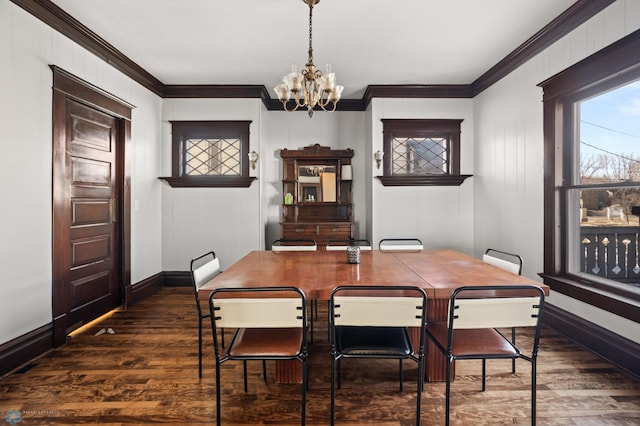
left=159, top=120, right=256, bottom=188
left=539, top=29, right=640, bottom=323
left=377, top=119, right=471, bottom=187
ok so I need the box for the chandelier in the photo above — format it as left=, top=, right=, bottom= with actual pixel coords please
left=273, top=0, right=343, bottom=117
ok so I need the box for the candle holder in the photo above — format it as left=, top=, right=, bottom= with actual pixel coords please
left=347, top=246, right=361, bottom=264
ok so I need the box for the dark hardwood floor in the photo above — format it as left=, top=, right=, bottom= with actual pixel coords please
left=0, top=287, right=638, bottom=425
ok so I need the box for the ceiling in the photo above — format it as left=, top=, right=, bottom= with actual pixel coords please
left=48, top=0, right=580, bottom=99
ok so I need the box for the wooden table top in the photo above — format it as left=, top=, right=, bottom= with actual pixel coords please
left=391, top=249, right=544, bottom=298
left=198, top=249, right=548, bottom=301
left=315, top=250, right=431, bottom=299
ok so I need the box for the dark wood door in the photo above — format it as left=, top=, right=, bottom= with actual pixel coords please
left=52, top=96, right=122, bottom=344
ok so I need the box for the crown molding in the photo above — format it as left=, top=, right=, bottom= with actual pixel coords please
left=470, top=0, right=616, bottom=96
left=11, top=0, right=165, bottom=96
left=12, top=0, right=615, bottom=106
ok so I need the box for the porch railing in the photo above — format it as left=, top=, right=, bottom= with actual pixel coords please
left=580, top=226, right=640, bottom=284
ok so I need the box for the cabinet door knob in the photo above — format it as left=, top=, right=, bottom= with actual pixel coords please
left=296, top=228, right=304, bottom=233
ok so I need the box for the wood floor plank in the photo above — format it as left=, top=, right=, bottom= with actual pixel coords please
left=0, top=287, right=638, bottom=425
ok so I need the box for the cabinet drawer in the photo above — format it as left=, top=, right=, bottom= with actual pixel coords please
left=281, top=224, right=317, bottom=239
left=318, top=223, right=353, bottom=241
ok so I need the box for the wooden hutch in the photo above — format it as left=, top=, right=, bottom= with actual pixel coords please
left=280, top=144, right=354, bottom=246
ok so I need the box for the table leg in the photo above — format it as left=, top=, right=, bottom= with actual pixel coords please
left=426, top=298, right=454, bottom=382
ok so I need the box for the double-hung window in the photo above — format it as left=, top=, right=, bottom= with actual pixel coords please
left=540, top=32, right=640, bottom=321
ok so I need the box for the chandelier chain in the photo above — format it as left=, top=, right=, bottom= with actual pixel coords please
left=307, top=1, right=314, bottom=64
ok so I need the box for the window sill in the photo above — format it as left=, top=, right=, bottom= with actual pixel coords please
left=376, top=175, right=472, bottom=186
left=158, top=176, right=257, bottom=188
left=539, top=273, right=640, bottom=323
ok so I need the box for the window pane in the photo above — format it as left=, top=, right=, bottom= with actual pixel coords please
left=576, top=187, right=640, bottom=285
left=185, top=138, right=241, bottom=176
left=391, top=137, right=448, bottom=175
left=579, top=80, right=640, bottom=184
left=571, top=79, right=640, bottom=288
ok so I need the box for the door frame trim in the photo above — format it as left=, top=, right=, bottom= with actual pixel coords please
left=51, top=65, right=132, bottom=346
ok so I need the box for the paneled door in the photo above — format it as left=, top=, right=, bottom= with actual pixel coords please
left=52, top=67, right=131, bottom=346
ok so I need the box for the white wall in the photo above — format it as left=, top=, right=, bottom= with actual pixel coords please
left=473, top=0, right=640, bottom=343
left=0, top=2, right=163, bottom=345
left=264, top=111, right=367, bottom=244
left=160, top=99, right=264, bottom=271
left=369, top=98, right=475, bottom=253
left=159, top=106, right=367, bottom=271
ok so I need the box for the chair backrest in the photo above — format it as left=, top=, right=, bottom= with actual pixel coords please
left=325, top=239, right=372, bottom=251
left=272, top=239, right=317, bottom=252
left=448, top=285, right=544, bottom=330
left=191, top=251, right=221, bottom=290
left=378, top=238, right=423, bottom=251
left=482, top=248, right=523, bottom=275
left=209, top=287, right=306, bottom=329
left=331, top=286, right=427, bottom=328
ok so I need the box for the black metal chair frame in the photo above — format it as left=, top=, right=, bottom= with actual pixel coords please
left=483, top=248, right=525, bottom=373
left=425, top=285, right=545, bottom=426
left=378, top=238, right=423, bottom=251
left=272, top=239, right=318, bottom=251
left=329, top=285, right=427, bottom=426
left=325, top=239, right=372, bottom=250
left=190, top=251, right=221, bottom=378
left=209, top=286, right=308, bottom=426
left=483, top=248, right=524, bottom=275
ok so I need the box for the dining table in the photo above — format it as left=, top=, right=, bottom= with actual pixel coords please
left=198, top=248, right=548, bottom=383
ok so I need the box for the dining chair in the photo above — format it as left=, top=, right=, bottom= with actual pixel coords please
left=330, top=285, right=427, bottom=426
left=482, top=248, right=524, bottom=373
left=483, top=248, right=524, bottom=275
left=272, top=239, right=318, bottom=251
left=425, top=285, right=545, bottom=426
left=271, top=238, right=317, bottom=341
left=378, top=238, right=423, bottom=251
left=190, top=251, right=222, bottom=378
left=209, top=286, right=308, bottom=426
left=325, top=239, right=372, bottom=251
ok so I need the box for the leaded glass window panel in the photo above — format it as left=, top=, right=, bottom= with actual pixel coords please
left=165, top=120, right=254, bottom=187
left=391, top=137, right=448, bottom=175
left=184, top=137, right=241, bottom=176
left=379, top=119, right=465, bottom=186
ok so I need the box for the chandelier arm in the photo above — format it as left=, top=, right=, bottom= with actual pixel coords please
left=319, top=100, right=338, bottom=112
left=281, top=100, right=300, bottom=112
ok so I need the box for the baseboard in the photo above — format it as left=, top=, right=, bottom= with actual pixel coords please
left=1, top=272, right=169, bottom=378
left=125, top=272, right=163, bottom=307
left=0, top=324, right=53, bottom=379
left=543, top=304, right=640, bottom=379
left=162, top=271, right=192, bottom=287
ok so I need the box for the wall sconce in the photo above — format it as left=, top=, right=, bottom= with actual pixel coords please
left=248, top=150, right=259, bottom=170
left=374, top=150, right=384, bottom=169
